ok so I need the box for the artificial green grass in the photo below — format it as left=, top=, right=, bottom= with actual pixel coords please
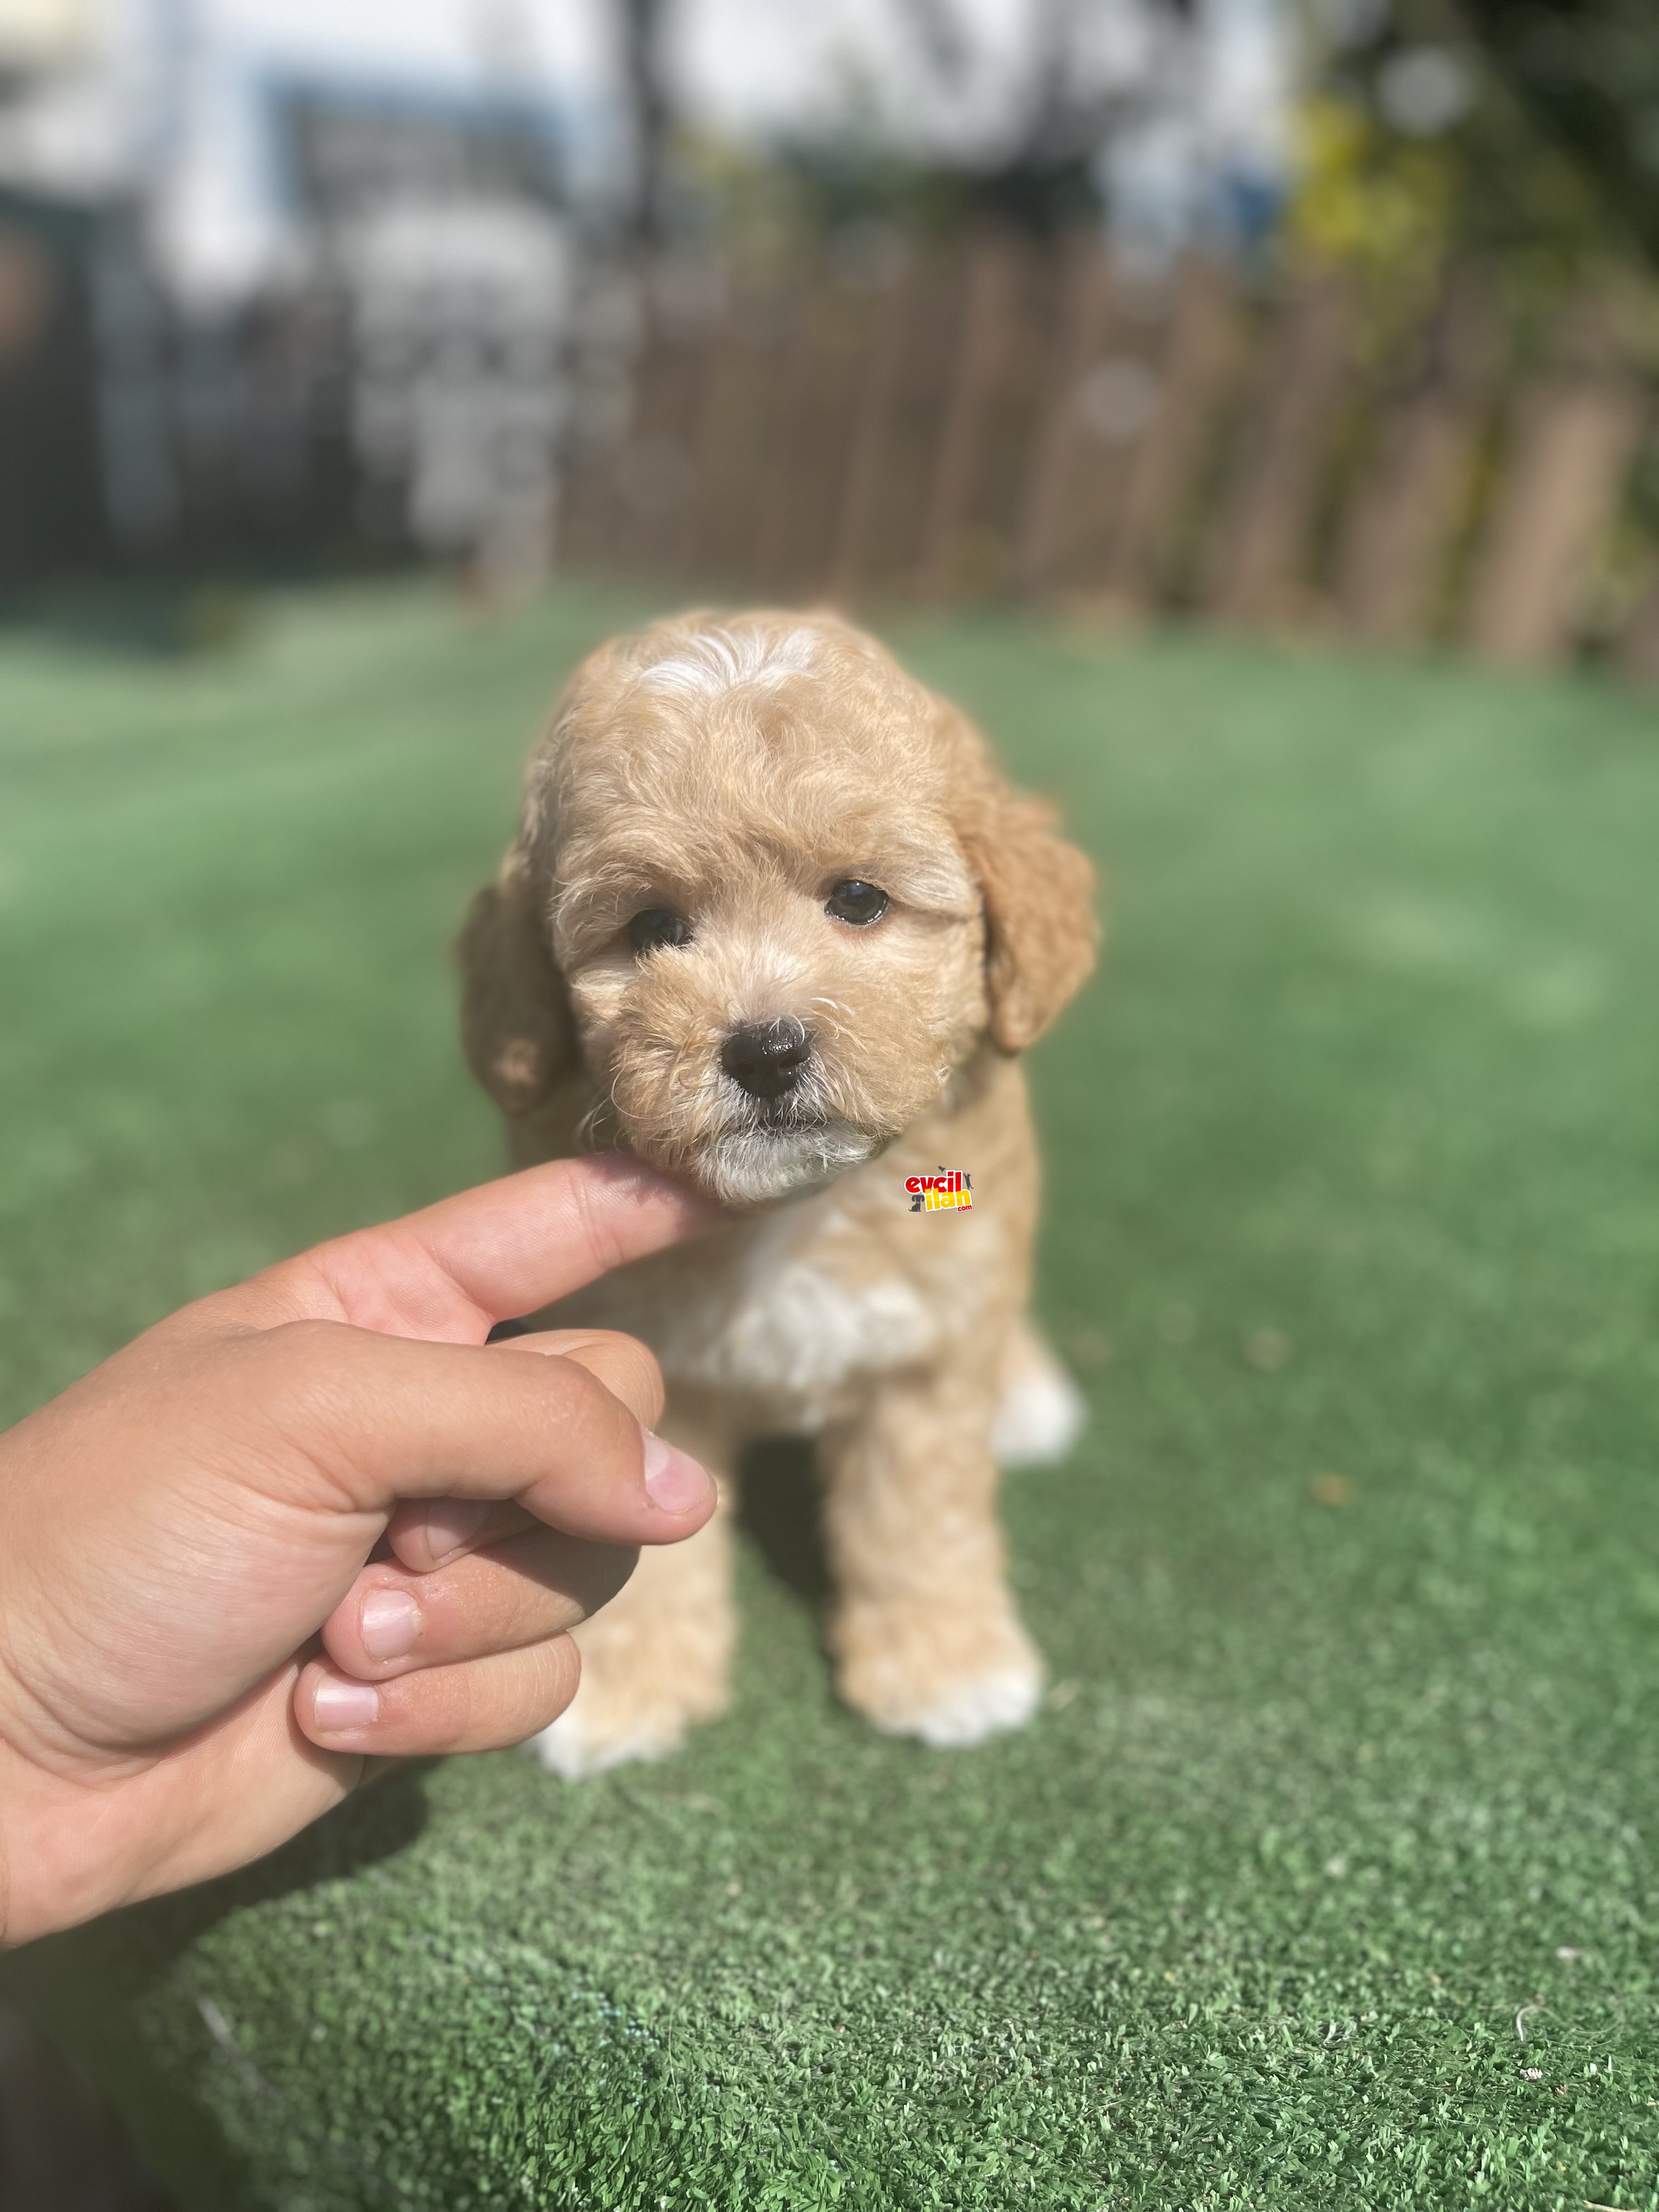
left=3, top=582, right=1658, bottom=2210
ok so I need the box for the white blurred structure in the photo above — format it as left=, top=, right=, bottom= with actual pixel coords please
left=0, top=0, right=1296, bottom=295
left=671, top=0, right=1295, bottom=256
left=0, top=0, right=614, bottom=569
left=0, top=0, right=619, bottom=301
left=342, top=196, right=573, bottom=582
left=0, top=0, right=1296, bottom=573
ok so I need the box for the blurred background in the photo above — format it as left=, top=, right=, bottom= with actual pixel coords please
left=3, top=1, right=1658, bottom=2204
left=0, top=0, right=1657, bottom=663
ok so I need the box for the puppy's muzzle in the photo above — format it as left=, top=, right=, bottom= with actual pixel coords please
left=721, top=1017, right=812, bottom=1101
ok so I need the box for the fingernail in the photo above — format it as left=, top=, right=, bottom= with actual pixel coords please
left=312, top=1679, right=379, bottom=1732
left=641, top=1432, right=710, bottom=1515
left=418, top=1499, right=487, bottom=1562
left=359, top=1588, right=420, bottom=1661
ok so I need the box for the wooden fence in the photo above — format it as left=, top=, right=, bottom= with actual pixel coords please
left=559, top=231, right=1659, bottom=674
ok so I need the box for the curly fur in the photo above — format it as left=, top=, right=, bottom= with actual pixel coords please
left=459, top=608, right=1098, bottom=1772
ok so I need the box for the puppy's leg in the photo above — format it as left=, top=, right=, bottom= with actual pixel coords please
left=821, top=1351, right=1042, bottom=1747
left=528, top=1391, right=738, bottom=1779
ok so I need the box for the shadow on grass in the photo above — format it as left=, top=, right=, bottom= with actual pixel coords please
left=0, top=1447, right=830, bottom=2210
left=737, top=1434, right=831, bottom=1608
left=0, top=579, right=269, bottom=659
left=0, top=556, right=423, bottom=662
left=0, top=1765, right=433, bottom=2211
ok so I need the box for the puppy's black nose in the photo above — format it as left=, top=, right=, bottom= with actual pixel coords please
left=721, top=1017, right=812, bottom=1099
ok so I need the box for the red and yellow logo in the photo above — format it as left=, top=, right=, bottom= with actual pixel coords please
left=905, top=1167, right=972, bottom=1214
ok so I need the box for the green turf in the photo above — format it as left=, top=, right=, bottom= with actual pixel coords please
left=3, top=583, right=1658, bottom=2211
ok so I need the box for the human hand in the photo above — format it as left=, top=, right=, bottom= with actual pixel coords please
left=0, top=1156, right=716, bottom=1949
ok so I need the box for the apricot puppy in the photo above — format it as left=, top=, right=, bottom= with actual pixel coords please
left=460, top=609, right=1097, bottom=1775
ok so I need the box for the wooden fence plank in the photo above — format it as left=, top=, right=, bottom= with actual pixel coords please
left=752, top=269, right=877, bottom=596
left=1038, top=274, right=1180, bottom=604
left=963, top=234, right=1061, bottom=595
left=576, top=244, right=1656, bottom=674
left=918, top=229, right=1023, bottom=597
left=685, top=278, right=799, bottom=586
left=830, top=252, right=917, bottom=605
left=1465, top=303, right=1647, bottom=666
left=1336, top=274, right=1503, bottom=644
left=830, top=244, right=963, bottom=599
left=565, top=262, right=719, bottom=578
left=1014, top=239, right=1115, bottom=594
left=1100, top=256, right=1245, bottom=608
left=1204, top=273, right=1354, bottom=625
left=1617, top=563, right=1659, bottom=681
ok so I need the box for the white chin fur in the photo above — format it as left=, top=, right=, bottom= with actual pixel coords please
left=702, top=1121, right=875, bottom=1205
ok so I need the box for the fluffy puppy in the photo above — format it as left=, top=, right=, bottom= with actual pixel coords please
left=459, top=608, right=1097, bottom=1775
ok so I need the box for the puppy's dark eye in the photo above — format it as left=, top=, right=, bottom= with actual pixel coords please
left=825, top=879, right=888, bottom=926
left=627, top=906, right=693, bottom=955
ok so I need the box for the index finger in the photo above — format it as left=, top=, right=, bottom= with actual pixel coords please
left=386, top=1330, right=667, bottom=1571
left=229, top=1318, right=714, bottom=1544
left=216, top=1154, right=718, bottom=1345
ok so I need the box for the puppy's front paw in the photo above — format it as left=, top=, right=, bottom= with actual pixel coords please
left=528, top=1701, right=686, bottom=1781
left=833, top=1601, right=1044, bottom=1749
left=524, top=1604, right=734, bottom=1780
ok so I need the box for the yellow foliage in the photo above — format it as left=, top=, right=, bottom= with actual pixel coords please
left=1289, top=95, right=1453, bottom=281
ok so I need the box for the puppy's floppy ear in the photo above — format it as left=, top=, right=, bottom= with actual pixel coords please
left=456, top=845, right=575, bottom=1113
left=961, top=769, right=1099, bottom=1055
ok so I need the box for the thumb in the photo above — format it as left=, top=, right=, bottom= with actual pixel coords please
left=379, top=1329, right=671, bottom=1571
left=244, top=1319, right=713, bottom=1546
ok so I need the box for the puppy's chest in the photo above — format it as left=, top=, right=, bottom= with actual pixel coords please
left=588, top=1197, right=996, bottom=1423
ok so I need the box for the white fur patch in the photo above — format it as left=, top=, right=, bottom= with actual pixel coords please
left=633, top=623, right=822, bottom=699
left=527, top=1708, right=681, bottom=1780
left=992, top=1355, right=1088, bottom=1468
left=693, top=1255, right=934, bottom=1406
left=887, top=1660, right=1045, bottom=1748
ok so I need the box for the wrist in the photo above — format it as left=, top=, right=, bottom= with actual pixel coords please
left=0, top=1727, right=120, bottom=1950
left=0, top=1741, right=37, bottom=1949
left=0, top=1741, right=56, bottom=1949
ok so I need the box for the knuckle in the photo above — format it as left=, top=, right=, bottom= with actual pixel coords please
left=252, top=1317, right=361, bottom=1411
left=579, top=1331, right=665, bottom=1425
left=535, top=1348, right=634, bottom=1453
left=241, top=1319, right=385, bottom=1486
left=267, top=1314, right=356, bottom=1368
left=585, top=1325, right=657, bottom=1371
